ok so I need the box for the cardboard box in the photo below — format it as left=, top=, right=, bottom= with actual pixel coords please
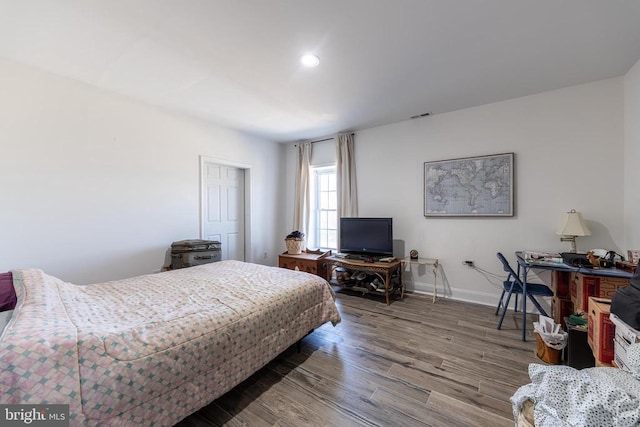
left=610, top=313, right=640, bottom=372
left=572, top=274, right=629, bottom=313
left=587, top=297, right=615, bottom=364
left=552, top=271, right=572, bottom=298
left=551, top=296, right=574, bottom=326
left=614, top=336, right=632, bottom=371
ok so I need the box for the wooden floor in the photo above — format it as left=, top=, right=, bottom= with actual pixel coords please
left=175, top=289, right=541, bottom=427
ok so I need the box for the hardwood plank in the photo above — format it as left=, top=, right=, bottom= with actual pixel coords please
left=424, top=390, right=513, bottom=427
left=440, top=356, right=530, bottom=387
left=369, top=385, right=432, bottom=423
left=310, top=346, right=434, bottom=404
left=252, top=384, right=342, bottom=427
left=478, top=379, right=521, bottom=406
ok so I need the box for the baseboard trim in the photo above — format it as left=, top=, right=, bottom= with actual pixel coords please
left=409, top=281, right=550, bottom=314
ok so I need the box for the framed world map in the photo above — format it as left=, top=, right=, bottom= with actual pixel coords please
left=424, top=152, right=514, bottom=217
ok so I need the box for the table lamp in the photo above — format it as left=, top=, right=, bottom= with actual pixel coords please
left=556, top=209, right=591, bottom=253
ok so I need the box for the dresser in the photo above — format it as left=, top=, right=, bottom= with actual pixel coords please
left=278, top=250, right=331, bottom=280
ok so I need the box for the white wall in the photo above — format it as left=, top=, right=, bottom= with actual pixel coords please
left=0, top=58, right=286, bottom=284
left=625, top=58, right=640, bottom=251
left=286, top=78, right=626, bottom=305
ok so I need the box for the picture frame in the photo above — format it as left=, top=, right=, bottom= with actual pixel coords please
left=424, top=152, right=514, bottom=217
left=628, top=250, right=640, bottom=265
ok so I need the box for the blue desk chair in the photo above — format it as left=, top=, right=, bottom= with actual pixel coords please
left=495, top=252, right=553, bottom=331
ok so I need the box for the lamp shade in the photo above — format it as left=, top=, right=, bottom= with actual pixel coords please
left=556, top=209, right=591, bottom=237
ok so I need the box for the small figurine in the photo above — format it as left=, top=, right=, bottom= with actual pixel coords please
left=586, top=251, right=601, bottom=269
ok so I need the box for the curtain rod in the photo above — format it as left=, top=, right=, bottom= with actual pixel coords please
left=294, top=132, right=355, bottom=147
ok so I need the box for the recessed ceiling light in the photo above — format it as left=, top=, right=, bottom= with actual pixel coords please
left=300, top=54, right=320, bottom=68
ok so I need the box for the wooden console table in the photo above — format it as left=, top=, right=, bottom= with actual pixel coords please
left=401, top=257, right=440, bottom=303
left=326, top=256, right=403, bottom=305
left=278, top=250, right=331, bottom=280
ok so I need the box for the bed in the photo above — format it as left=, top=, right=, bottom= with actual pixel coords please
left=0, top=260, right=341, bottom=426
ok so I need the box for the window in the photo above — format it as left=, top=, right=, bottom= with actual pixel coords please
left=309, top=166, right=337, bottom=250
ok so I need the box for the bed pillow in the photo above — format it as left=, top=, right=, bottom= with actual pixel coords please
left=0, top=272, right=16, bottom=312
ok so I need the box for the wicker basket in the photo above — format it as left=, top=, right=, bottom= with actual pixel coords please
left=535, top=333, right=562, bottom=365
left=285, top=238, right=304, bottom=255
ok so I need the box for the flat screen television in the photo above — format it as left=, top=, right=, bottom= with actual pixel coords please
left=339, top=217, right=393, bottom=257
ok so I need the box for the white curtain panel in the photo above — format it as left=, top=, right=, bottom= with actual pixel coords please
left=293, top=142, right=312, bottom=236
left=336, top=133, right=358, bottom=218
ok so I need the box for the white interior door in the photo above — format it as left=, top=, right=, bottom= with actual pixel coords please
left=202, top=162, right=245, bottom=261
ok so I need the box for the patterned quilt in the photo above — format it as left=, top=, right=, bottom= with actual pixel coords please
left=0, top=261, right=341, bottom=426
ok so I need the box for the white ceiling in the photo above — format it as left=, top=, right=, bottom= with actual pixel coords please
left=1, top=1, right=640, bottom=143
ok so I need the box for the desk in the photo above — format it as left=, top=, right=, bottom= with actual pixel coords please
left=401, top=257, right=439, bottom=303
left=515, top=251, right=632, bottom=342
left=326, top=257, right=402, bottom=305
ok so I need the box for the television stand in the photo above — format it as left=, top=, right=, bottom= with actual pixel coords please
left=326, top=256, right=403, bottom=305
left=335, top=253, right=390, bottom=263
